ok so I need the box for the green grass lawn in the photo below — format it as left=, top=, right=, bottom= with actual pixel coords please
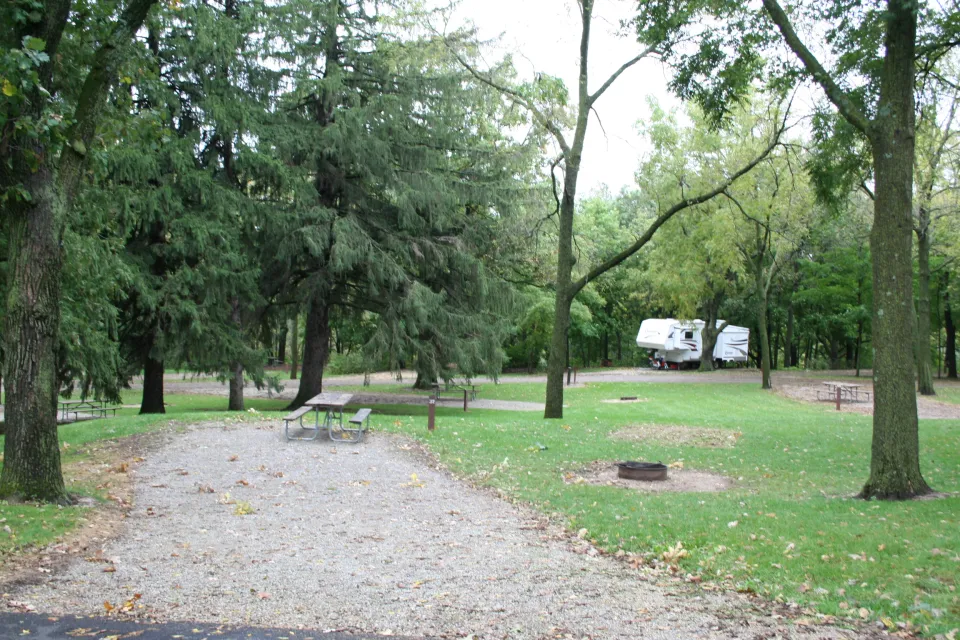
left=0, top=382, right=957, bottom=634
left=377, top=382, right=960, bottom=636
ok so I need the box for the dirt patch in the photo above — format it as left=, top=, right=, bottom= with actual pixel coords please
left=776, top=380, right=960, bottom=419
left=0, top=433, right=163, bottom=591
left=568, top=460, right=733, bottom=493
left=609, top=423, right=741, bottom=448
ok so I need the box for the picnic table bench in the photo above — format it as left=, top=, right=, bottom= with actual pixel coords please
left=283, top=393, right=371, bottom=443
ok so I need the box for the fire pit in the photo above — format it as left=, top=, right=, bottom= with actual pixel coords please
left=617, top=461, right=668, bottom=481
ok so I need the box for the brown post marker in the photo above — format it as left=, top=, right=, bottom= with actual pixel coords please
left=835, top=386, right=841, bottom=411
left=566, top=367, right=572, bottom=386
left=428, top=393, right=436, bottom=431
left=463, top=388, right=468, bottom=412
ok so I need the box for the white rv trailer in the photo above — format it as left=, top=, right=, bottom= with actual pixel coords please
left=636, top=318, right=750, bottom=369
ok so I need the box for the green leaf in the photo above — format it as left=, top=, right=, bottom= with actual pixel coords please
left=24, top=36, right=46, bottom=52
left=2, top=79, right=17, bottom=97
left=71, top=139, right=87, bottom=156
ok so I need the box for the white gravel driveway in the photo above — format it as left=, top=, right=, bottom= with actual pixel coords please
left=14, top=421, right=868, bottom=639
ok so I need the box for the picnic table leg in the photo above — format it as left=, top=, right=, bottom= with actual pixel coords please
left=836, top=386, right=841, bottom=411
left=463, top=389, right=468, bottom=412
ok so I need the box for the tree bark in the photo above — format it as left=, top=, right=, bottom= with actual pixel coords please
left=859, top=0, right=931, bottom=499
left=0, top=173, right=68, bottom=502
left=916, top=220, right=935, bottom=395
left=0, top=0, right=158, bottom=503
left=758, top=288, right=772, bottom=389
left=699, top=291, right=725, bottom=372
left=277, top=325, right=287, bottom=364
left=228, top=297, right=244, bottom=411
left=289, top=314, right=299, bottom=380
left=287, top=298, right=330, bottom=409
left=544, top=160, right=581, bottom=417
left=140, top=353, right=165, bottom=414
left=945, top=278, right=957, bottom=379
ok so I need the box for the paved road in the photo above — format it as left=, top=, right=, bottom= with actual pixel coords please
left=0, top=611, right=410, bottom=639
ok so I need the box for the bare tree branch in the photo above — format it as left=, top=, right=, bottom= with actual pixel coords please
left=588, top=45, right=658, bottom=106
left=570, top=123, right=785, bottom=296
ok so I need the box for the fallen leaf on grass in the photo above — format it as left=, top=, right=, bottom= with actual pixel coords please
left=661, top=542, right=689, bottom=567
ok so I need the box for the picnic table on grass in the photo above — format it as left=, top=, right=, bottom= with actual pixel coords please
left=58, top=399, right=119, bottom=422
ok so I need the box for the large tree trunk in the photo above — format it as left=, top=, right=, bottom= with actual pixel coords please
left=228, top=297, right=244, bottom=411
left=0, top=172, right=68, bottom=503
left=0, top=0, right=157, bottom=504
left=860, top=0, right=931, bottom=499
left=287, top=298, right=330, bottom=409
left=916, top=221, right=935, bottom=395
left=140, top=353, right=166, bottom=414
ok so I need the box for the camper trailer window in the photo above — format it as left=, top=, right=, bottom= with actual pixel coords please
left=684, top=331, right=694, bottom=339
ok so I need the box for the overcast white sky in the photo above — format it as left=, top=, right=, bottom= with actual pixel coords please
left=450, top=0, right=680, bottom=195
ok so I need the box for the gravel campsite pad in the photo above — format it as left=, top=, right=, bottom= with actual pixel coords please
left=13, top=421, right=873, bottom=639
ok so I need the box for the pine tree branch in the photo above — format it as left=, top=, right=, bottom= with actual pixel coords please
left=761, top=0, right=872, bottom=137
left=570, top=124, right=784, bottom=297
left=443, top=45, right=571, bottom=156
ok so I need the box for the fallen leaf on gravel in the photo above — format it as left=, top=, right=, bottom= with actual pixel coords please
left=113, top=463, right=128, bottom=474
left=228, top=455, right=239, bottom=462
left=103, top=566, right=116, bottom=573
left=197, top=484, right=215, bottom=493
left=233, top=501, right=254, bottom=515
left=235, top=479, right=251, bottom=487
left=64, top=628, right=94, bottom=637
left=6, top=601, right=36, bottom=612
left=257, top=592, right=270, bottom=600
left=103, top=601, right=114, bottom=613
left=272, top=471, right=284, bottom=478
left=402, top=473, right=425, bottom=488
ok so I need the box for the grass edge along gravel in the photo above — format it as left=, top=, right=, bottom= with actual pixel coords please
left=0, top=383, right=957, bottom=636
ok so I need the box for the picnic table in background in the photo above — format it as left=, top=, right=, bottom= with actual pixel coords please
left=818, top=381, right=870, bottom=403
left=58, top=399, right=120, bottom=422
